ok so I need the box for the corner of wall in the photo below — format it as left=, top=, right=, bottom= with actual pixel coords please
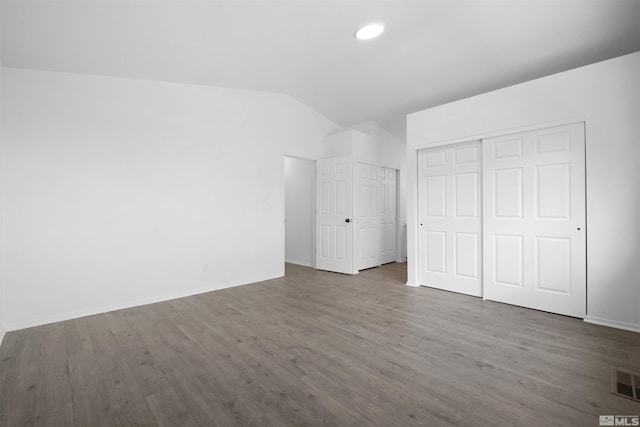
left=0, top=60, right=4, bottom=347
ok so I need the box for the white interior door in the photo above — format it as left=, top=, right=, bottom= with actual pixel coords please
left=379, top=167, right=397, bottom=264
left=418, top=142, right=483, bottom=297
left=316, top=156, right=354, bottom=274
left=482, top=123, right=586, bottom=317
left=356, top=163, right=380, bottom=270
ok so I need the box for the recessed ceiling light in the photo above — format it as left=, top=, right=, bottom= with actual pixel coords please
left=355, top=23, right=384, bottom=40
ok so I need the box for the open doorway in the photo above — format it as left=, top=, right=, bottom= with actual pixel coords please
left=283, top=156, right=315, bottom=268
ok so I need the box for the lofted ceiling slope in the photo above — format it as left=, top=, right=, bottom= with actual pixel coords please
left=2, top=0, right=640, bottom=141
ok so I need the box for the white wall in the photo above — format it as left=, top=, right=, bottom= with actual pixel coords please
left=284, top=156, right=315, bottom=267
left=407, top=52, right=640, bottom=332
left=324, top=131, right=355, bottom=158
left=0, top=68, right=340, bottom=330
left=0, top=58, right=4, bottom=345
left=354, top=122, right=405, bottom=171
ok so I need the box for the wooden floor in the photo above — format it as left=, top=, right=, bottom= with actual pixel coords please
left=0, top=263, right=639, bottom=426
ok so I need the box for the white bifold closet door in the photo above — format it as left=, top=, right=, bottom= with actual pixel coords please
left=379, top=168, right=397, bottom=264
left=356, top=163, right=398, bottom=271
left=356, top=163, right=381, bottom=270
left=482, top=123, right=586, bottom=318
left=418, top=142, right=483, bottom=297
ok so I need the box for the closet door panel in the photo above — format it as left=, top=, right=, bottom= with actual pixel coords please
left=483, top=123, right=586, bottom=317
left=418, top=141, right=482, bottom=297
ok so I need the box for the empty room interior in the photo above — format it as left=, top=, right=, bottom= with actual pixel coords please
left=1, top=1, right=640, bottom=426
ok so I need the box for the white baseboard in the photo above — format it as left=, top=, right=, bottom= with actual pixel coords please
left=584, top=315, right=640, bottom=334
left=284, top=259, right=313, bottom=268
left=5, top=273, right=282, bottom=332
left=405, top=281, right=420, bottom=287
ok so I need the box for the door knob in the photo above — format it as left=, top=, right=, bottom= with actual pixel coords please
left=345, top=218, right=351, bottom=223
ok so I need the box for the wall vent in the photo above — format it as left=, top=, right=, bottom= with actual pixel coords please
left=611, top=368, right=640, bottom=402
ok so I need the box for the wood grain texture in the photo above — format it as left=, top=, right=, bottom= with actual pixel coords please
left=0, top=262, right=639, bottom=426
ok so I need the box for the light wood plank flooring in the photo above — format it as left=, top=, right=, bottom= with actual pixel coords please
left=0, top=263, right=639, bottom=426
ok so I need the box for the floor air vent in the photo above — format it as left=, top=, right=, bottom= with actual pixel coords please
left=611, top=368, right=640, bottom=401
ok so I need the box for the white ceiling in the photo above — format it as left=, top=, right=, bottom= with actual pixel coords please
left=2, top=0, right=640, bottom=141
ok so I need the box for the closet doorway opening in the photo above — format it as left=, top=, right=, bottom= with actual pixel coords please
left=283, top=156, right=316, bottom=269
